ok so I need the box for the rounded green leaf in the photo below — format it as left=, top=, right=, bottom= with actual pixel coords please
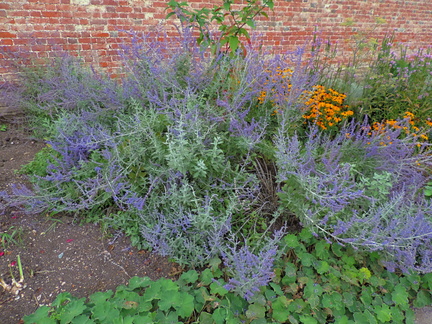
left=374, top=304, right=392, bottom=322
left=246, top=303, right=266, bottom=320
left=391, top=284, right=409, bottom=307
left=180, top=270, right=199, bottom=284
left=271, top=296, right=291, bottom=322
left=414, top=290, right=432, bottom=308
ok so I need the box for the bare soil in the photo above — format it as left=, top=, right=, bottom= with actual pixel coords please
left=0, top=116, right=178, bottom=324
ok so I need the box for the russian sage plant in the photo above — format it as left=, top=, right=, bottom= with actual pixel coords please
left=275, top=117, right=432, bottom=272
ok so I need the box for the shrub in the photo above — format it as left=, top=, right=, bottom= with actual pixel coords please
left=275, top=118, right=432, bottom=272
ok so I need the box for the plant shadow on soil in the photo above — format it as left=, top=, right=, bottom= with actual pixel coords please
left=0, top=116, right=179, bottom=324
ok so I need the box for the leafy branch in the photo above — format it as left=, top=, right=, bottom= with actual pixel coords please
left=166, top=0, right=274, bottom=56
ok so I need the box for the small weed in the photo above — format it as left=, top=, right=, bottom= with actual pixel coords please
left=0, top=226, right=24, bottom=251
left=0, top=124, right=7, bottom=132
left=40, top=217, right=64, bottom=235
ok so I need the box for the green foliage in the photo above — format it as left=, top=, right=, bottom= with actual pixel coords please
left=0, top=226, right=24, bottom=251
left=425, top=181, right=432, bottom=199
left=18, top=146, right=57, bottom=178
left=314, top=29, right=432, bottom=125
left=359, top=35, right=432, bottom=124
left=0, top=124, right=7, bottom=131
left=24, top=229, right=432, bottom=323
left=166, top=0, right=274, bottom=56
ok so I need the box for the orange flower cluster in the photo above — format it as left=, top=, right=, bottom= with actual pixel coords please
left=302, top=85, right=354, bottom=130
left=364, top=111, right=430, bottom=147
left=257, top=68, right=354, bottom=130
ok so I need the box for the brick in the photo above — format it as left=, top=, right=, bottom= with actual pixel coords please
left=93, top=32, right=110, bottom=37
left=0, top=39, right=13, bottom=45
left=42, top=11, right=62, bottom=18
left=0, top=31, right=16, bottom=38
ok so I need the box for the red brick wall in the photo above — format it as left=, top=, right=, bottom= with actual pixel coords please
left=1, top=0, right=431, bottom=81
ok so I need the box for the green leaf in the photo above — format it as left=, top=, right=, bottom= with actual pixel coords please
left=165, top=11, right=177, bottom=19
left=159, top=278, right=179, bottom=292
left=92, top=301, right=120, bottom=322
left=272, top=296, right=291, bottom=322
left=269, top=282, right=284, bottom=296
left=245, top=20, right=255, bottom=28
left=304, top=283, right=323, bottom=299
left=288, top=299, right=308, bottom=313
left=89, top=291, right=114, bottom=304
left=360, top=287, right=372, bottom=306
left=405, top=308, right=416, bottom=323
left=284, top=234, right=299, bottom=248
left=200, top=312, right=214, bottom=324
left=299, top=315, right=318, bottom=324
left=210, top=281, right=229, bottom=296
left=23, top=306, right=55, bottom=324
left=414, top=290, right=432, bottom=308
left=391, top=284, right=409, bottom=307
left=246, top=303, right=266, bottom=320
left=322, top=292, right=343, bottom=310
left=299, top=229, right=314, bottom=243
left=51, top=292, right=74, bottom=307
left=213, top=308, right=228, bottom=324
left=71, top=315, right=96, bottom=324
left=422, top=273, right=432, bottom=290
left=209, top=257, right=222, bottom=272
left=228, top=36, right=240, bottom=53
left=60, top=298, right=87, bottom=323
left=143, top=282, right=162, bottom=301
left=316, top=261, right=330, bottom=274
left=200, top=268, right=215, bottom=285
left=315, top=240, right=331, bottom=260
left=298, top=252, right=315, bottom=267
left=175, top=292, right=195, bottom=318
left=282, top=263, right=297, bottom=285
left=363, top=309, right=378, bottom=324
left=128, top=276, right=152, bottom=290
left=353, top=312, right=371, bottom=324
left=180, top=270, right=199, bottom=284
left=374, top=304, right=392, bottom=322
left=266, top=0, right=274, bottom=9
left=158, top=290, right=179, bottom=311
left=331, top=243, right=344, bottom=257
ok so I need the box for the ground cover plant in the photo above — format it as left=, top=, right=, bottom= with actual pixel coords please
left=1, top=2, right=432, bottom=322
left=22, top=229, right=432, bottom=323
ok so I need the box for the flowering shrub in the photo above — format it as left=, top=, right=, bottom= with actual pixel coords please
left=313, top=32, right=432, bottom=126
left=302, top=85, right=354, bottom=130
left=275, top=118, right=432, bottom=272
left=366, top=111, right=430, bottom=147
left=257, top=67, right=354, bottom=131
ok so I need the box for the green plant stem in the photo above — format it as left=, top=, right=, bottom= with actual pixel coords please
left=17, top=255, right=24, bottom=282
